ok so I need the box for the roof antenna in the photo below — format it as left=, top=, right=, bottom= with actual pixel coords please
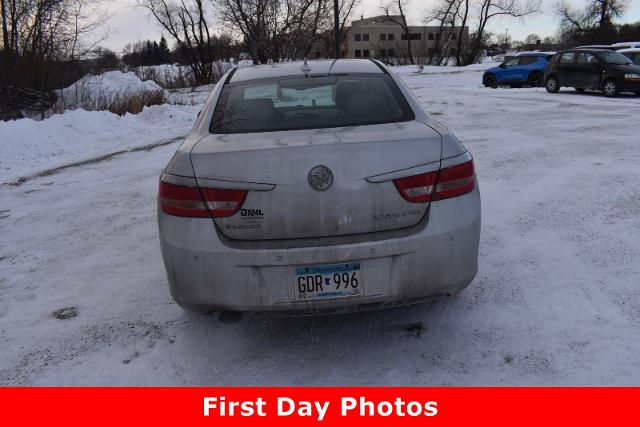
left=301, top=58, right=311, bottom=76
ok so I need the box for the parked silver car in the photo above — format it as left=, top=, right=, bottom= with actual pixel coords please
left=158, top=59, right=480, bottom=314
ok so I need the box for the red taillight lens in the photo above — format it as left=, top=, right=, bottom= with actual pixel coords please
left=393, top=171, right=438, bottom=203
left=159, top=181, right=209, bottom=217
left=433, top=160, right=475, bottom=200
left=159, top=180, right=247, bottom=218
left=393, top=159, right=475, bottom=203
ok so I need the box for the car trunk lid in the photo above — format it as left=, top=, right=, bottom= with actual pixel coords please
left=190, top=121, right=442, bottom=240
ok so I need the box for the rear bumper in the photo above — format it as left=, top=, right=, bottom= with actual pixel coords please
left=158, top=187, right=481, bottom=313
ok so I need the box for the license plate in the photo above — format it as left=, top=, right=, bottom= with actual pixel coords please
left=294, top=262, right=363, bottom=301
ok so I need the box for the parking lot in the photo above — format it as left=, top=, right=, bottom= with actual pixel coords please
left=1, top=67, right=639, bottom=385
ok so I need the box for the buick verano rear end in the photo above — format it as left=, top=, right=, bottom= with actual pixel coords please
left=158, top=59, right=481, bottom=314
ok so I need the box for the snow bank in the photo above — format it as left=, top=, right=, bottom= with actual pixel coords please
left=56, top=71, right=163, bottom=112
left=391, top=62, right=498, bottom=75
left=133, top=62, right=233, bottom=88
left=0, top=103, right=199, bottom=183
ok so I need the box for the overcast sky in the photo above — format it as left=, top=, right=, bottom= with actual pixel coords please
left=101, top=0, right=640, bottom=53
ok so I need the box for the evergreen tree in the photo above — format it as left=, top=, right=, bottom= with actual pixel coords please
left=152, top=41, right=160, bottom=65
left=158, top=36, right=172, bottom=64
left=142, top=40, right=154, bottom=65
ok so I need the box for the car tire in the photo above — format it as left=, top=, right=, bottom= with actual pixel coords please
left=483, top=74, right=497, bottom=88
left=602, top=79, right=618, bottom=97
left=528, top=72, right=543, bottom=87
left=545, top=76, right=560, bottom=93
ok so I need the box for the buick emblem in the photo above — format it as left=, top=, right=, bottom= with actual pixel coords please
left=308, top=165, right=333, bottom=191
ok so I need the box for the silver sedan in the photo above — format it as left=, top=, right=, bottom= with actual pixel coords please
left=158, top=59, right=480, bottom=314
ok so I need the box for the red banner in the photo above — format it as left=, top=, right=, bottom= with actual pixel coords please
left=1, top=387, right=637, bottom=425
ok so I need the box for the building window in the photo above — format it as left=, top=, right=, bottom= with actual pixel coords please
left=388, top=49, right=394, bottom=57
left=380, top=49, right=386, bottom=57
left=363, top=49, right=370, bottom=58
left=388, top=33, right=394, bottom=41
left=363, top=33, right=369, bottom=41
left=428, top=33, right=434, bottom=40
left=355, top=49, right=361, bottom=58
left=401, top=33, right=422, bottom=41
left=380, top=33, right=386, bottom=41
left=355, top=34, right=361, bottom=42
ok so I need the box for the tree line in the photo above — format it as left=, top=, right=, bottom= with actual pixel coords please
left=122, top=37, right=172, bottom=67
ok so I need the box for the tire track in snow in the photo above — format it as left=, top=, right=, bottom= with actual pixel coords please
left=3, top=135, right=185, bottom=187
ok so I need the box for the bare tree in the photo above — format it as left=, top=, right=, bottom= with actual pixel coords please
left=336, top=0, right=359, bottom=32
left=426, top=0, right=464, bottom=64
left=524, top=33, right=540, bottom=44
left=1, top=0, right=110, bottom=118
left=380, top=0, right=414, bottom=64
left=215, top=0, right=330, bottom=63
left=466, top=0, right=540, bottom=64
left=139, top=0, right=218, bottom=84
left=1, top=1, right=9, bottom=52
left=426, top=0, right=539, bottom=65
left=559, top=0, right=626, bottom=31
left=292, top=0, right=359, bottom=59
left=325, top=0, right=359, bottom=57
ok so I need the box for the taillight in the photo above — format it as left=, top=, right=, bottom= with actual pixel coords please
left=433, top=160, right=475, bottom=200
left=200, top=187, right=247, bottom=217
left=159, top=181, right=209, bottom=217
left=393, top=159, right=475, bottom=203
left=159, top=180, right=247, bottom=218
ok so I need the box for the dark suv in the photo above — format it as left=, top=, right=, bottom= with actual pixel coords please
left=545, top=49, right=640, bottom=97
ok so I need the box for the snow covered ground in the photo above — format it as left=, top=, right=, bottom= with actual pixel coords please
left=0, top=86, right=210, bottom=183
left=393, top=62, right=497, bottom=75
left=1, top=67, right=640, bottom=385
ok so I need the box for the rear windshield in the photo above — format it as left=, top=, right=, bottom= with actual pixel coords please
left=209, top=74, right=414, bottom=134
left=597, top=51, right=633, bottom=65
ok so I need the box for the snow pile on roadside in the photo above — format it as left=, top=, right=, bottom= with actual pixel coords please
left=134, top=62, right=233, bottom=88
left=134, top=64, right=196, bottom=89
left=392, top=62, right=497, bottom=75
left=56, top=71, right=163, bottom=111
left=137, top=64, right=187, bottom=76
left=0, top=103, right=200, bottom=183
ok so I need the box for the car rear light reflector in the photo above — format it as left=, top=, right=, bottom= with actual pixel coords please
left=393, top=171, right=438, bottom=203
left=393, top=159, right=475, bottom=203
left=159, top=180, right=247, bottom=218
left=200, top=187, right=247, bottom=217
